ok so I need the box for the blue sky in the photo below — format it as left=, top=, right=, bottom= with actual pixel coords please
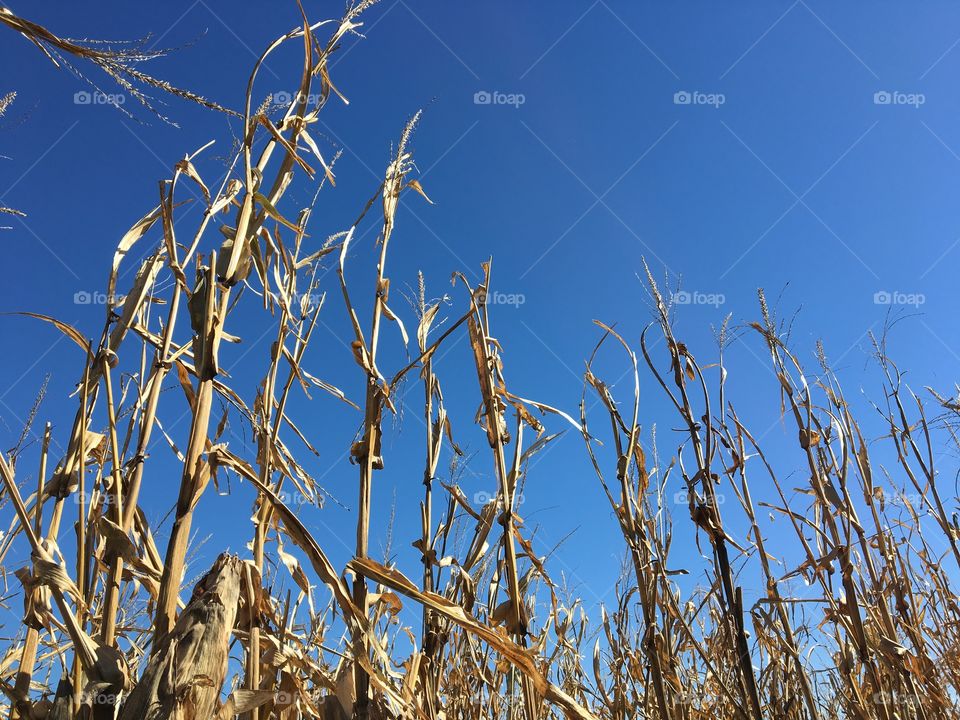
left=2, top=1, right=960, bottom=640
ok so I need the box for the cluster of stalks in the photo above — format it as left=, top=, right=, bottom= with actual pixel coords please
left=1, top=4, right=959, bottom=720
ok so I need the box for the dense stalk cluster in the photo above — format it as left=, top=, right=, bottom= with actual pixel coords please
left=1, top=4, right=958, bottom=720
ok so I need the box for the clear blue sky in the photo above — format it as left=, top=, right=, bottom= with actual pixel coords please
left=2, top=1, right=959, bottom=634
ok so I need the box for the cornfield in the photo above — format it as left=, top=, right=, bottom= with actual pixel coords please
left=2, top=3, right=959, bottom=719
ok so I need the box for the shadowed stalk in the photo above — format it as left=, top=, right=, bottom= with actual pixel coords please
left=153, top=258, right=223, bottom=647
left=462, top=262, right=539, bottom=720
left=11, top=422, right=51, bottom=720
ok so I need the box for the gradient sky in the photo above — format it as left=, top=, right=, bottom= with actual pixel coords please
left=2, top=1, right=960, bottom=641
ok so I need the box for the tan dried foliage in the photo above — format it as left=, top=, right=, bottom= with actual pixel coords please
left=1, top=5, right=959, bottom=720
